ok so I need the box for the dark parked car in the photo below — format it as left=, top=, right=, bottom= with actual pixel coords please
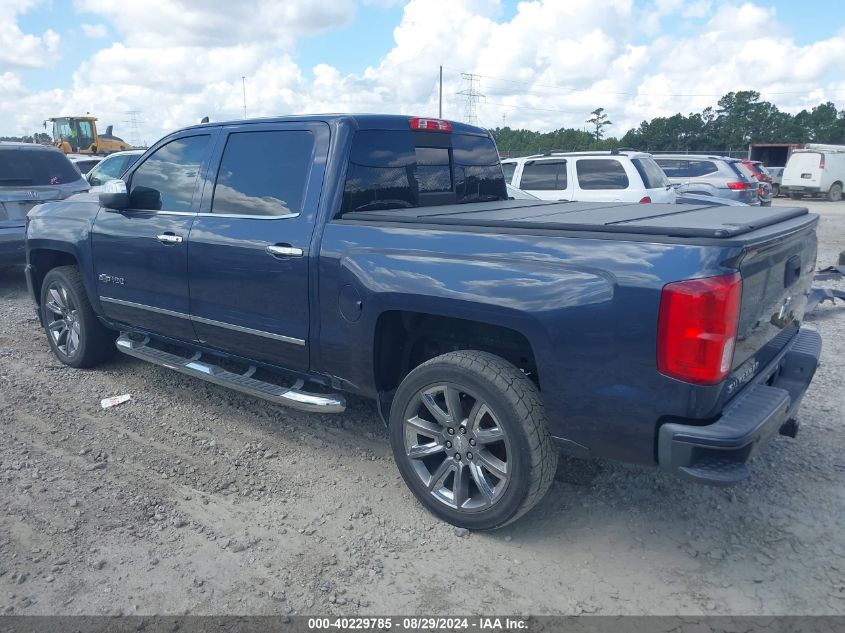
left=1, top=143, right=88, bottom=267
left=26, top=115, right=821, bottom=529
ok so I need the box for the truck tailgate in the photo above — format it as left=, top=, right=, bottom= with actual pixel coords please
left=729, top=218, right=818, bottom=395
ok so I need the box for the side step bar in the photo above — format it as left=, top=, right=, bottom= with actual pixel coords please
left=115, top=334, right=346, bottom=413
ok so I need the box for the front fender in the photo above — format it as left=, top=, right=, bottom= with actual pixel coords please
left=26, top=197, right=101, bottom=313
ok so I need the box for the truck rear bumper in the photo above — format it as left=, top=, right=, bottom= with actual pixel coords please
left=657, top=327, right=821, bottom=486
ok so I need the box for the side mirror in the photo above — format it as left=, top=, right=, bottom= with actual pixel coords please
left=99, top=179, right=129, bottom=210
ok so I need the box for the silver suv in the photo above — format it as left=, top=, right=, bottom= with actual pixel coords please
left=653, top=155, right=759, bottom=205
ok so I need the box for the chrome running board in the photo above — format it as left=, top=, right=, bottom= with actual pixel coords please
left=115, top=333, right=346, bottom=413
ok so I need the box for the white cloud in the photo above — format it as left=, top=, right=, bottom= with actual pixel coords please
left=0, top=1, right=60, bottom=70
left=3, top=0, right=845, bottom=143
left=74, top=0, right=356, bottom=47
left=81, top=22, right=108, bottom=38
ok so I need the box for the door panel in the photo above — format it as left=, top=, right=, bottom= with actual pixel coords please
left=92, top=132, right=215, bottom=341
left=187, top=123, right=329, bottom=372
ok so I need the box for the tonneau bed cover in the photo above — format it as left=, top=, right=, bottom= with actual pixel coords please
left=342, top=200, right=810, bottom=239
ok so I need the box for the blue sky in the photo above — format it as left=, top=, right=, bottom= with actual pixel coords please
left=3, top=0, right=845, bottom=140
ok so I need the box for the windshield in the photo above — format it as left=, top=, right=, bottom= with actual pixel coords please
left=52, top=118, right=73, bottom=141
left=52, top=118, right=95, bottom=150
left=0, top=149, right=82, bottom=186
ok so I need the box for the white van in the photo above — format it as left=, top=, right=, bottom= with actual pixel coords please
left=502, top=150, right=676, bottom=204
left=781, top=144, right=845, bottom=201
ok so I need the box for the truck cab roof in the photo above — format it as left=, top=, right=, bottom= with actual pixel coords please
left=182, top=114, right=491, bottom=136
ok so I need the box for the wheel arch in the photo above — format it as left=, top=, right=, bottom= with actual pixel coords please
left=28, top=247, right=81, bottom=309
left=372, top=309, right=540, bottom=397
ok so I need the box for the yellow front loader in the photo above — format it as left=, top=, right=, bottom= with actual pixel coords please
left=48, top=116, right=132, bottom=155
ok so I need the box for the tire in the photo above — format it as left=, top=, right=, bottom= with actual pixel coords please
left=790, top=192, right=803, bottom=200
left=389, top=350, right=557, bottom=530
left=772, top=184, right=780, bottom=198
left=40, top=266, right=115, bottom=368
left=827, top=183, right=842, bottom=202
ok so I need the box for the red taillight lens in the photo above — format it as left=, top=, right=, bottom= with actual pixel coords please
left=639, top=196, right=652, bottom=203
left=819, top=155, right=825, bottom=169
left=409, top=117, right=452, bottom=132
left=657, top=273, right=742, bottom=385
left=726, top=181, right=751, bottom=190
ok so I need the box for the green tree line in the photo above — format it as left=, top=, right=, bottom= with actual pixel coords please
left=0, top=132, right=53, bottom=144
left=492, top=91, right=845, bottom=157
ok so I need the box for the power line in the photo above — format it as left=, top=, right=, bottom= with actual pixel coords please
left=443, top=66, right=845, bottom=98
left=457, top=73, right=484, bottom=125
left=483, top=99, right=587, bottom=115
left=122, top=110, right=143, bottom=148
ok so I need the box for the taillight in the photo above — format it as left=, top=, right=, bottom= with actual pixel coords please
left=657, top=273, right=742, bottom=385
left=819, top=155, right=825, bottom=169
left=726, top=181, right=751, bottom=190
left=639, top=196, right=652, bottom=203
left=409, top=117, right=452, bottom=132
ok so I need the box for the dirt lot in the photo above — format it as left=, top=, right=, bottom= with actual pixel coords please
left=1, top=199, right=844, bottom=617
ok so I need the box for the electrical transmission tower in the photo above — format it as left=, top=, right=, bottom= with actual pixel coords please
left=457, top=73, right=484, bottom=125
left=122, top=110, right=143, bottom=148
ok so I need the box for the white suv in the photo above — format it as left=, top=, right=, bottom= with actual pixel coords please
left=502, top=150, right=676, bottom=203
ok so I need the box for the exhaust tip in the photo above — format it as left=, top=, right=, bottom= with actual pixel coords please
left=779, top=418, right=799, bottom=438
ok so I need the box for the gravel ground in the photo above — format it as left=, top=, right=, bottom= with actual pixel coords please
left=0, top=198, right=843, bottom=617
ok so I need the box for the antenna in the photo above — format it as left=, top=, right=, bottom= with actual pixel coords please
left=457, top=73, right=484, bottom=125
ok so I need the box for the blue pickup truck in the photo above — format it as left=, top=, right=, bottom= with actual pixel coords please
left=25, top=115, right=822, bottom=529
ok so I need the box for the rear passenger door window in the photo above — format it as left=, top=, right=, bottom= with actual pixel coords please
left=576, top=159, right=629, bottom=190
left=655, top=159, right=688, bottom=178
left=211, top=130, right=314, bottom=216
left=519, top=160, right=566, bottom=190
left=687, top=160, right=718, bottom=177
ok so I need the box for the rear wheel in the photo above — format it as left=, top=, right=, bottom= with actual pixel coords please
left=389, top=350, right=557, bottom=530
left=40, top=266, right=115, bottom=368
left=828, top=183, right=842, bottom=202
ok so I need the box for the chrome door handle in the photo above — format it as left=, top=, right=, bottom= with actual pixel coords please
left=157, top=233, right=183, bottom=244
left=266, top=245, right=303, bottom=257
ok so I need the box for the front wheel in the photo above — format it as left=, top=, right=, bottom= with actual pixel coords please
left=40, top=266, right=115, bottom=368
left=389, top=350, right=557, bottom=530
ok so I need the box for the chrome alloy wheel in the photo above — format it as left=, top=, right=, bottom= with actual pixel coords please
left=44, top=280, right=81, bottom=358
left=403, top=384, right=511, bottom=512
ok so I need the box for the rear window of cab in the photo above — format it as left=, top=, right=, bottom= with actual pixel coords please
left=341, top=130, right=507, bottom=213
